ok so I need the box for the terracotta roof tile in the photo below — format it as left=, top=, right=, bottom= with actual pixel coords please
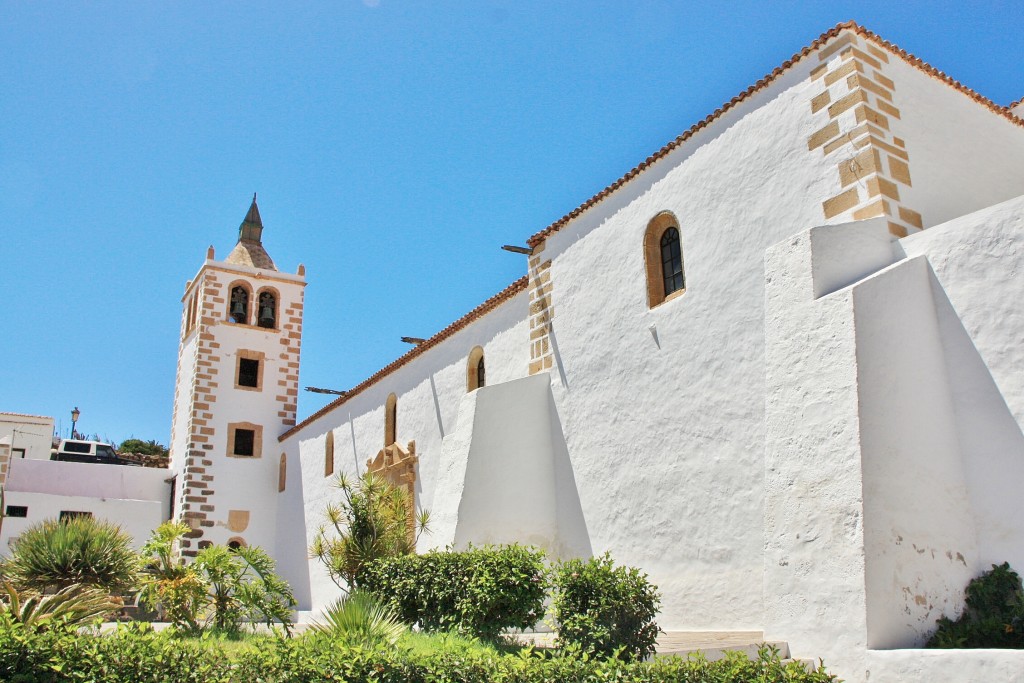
left=525, top=21, right=1024, bottom=247
left=0, top=412, right=52, bottom=421
left=281, top=276, right=529, bottom=440
left=1010, top=96, right=1024, bottom=110
left=225, top=241, right=277, bottom=270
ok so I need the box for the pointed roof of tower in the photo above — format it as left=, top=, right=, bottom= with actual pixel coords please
left=225, top=193, right=277, bottom=271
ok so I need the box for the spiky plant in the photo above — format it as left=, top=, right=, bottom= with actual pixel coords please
left=309, top=589, right=407, bottom=647
left=0, top=581, right=121, bottom=630
left=3, top=517, right=139, bottom=594
left=310, top=471, right=430, bottom=591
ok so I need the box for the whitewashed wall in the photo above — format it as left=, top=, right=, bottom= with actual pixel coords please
left=276, top=29, right=1024, bottom=666
left=532, top=56, right=849, bottom=630
left=280, top=287, right=529, bottom=609
left=764, top=209, right=1024, bottom=681
left=883, top=58, right=1024, bottom=229
left=0, top=414, right=54, bottom=461
left=0, top=458, right=171, bottom=553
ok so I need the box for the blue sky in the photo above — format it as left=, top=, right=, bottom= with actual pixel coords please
left=2, top=1, right=1021, bottom=444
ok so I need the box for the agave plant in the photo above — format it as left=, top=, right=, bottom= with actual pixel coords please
left=310, top=589, right=407, bottom=646
left=3, top=517, right=140, bottom=594
left=0, top=581, right=121, bottom=630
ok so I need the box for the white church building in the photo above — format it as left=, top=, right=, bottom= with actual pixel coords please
left=5, top=21, right=1024, bottom=682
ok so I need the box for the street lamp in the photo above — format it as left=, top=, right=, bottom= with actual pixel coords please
left=70, top=407, right=80, bottom=439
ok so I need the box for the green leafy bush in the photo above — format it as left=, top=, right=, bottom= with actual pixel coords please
left=360, top=544, right=547, bottom=639
left=2, top=517, right=139, bottom=594
left=927, top=562, right=1024, bottom=648
left=550, top=552, right=661, bottom=660
left=137, top=523, right=295, bottom=636
left=0, top=621, right=838, bottom=683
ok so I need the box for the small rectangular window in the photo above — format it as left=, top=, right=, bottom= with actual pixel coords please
left=59, top=511, right=93, bottom=522
left=233, top=429, right=255, bottom=456
left=12, top=448, right=25, bottom=459
left=238, top=358, right=260, bottom=388
left=5, top=505, right=27, bottom=518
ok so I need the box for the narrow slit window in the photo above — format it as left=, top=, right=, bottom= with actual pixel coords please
left=477, top=355, right=486, bottom=388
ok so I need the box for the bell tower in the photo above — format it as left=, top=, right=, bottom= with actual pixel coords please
left=168, top=195, right=306, bottom=557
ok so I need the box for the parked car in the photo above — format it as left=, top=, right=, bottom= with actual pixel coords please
left=50, top=439, right=141, bottom=466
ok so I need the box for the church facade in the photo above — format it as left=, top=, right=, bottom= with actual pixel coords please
left=166, top=23, right=1024, bottom=682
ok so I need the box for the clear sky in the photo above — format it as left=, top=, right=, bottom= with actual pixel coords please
left=2, top=1, right=1021, bottom=445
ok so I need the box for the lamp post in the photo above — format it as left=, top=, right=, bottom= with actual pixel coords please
left=70, top=407, right=80, bottom=439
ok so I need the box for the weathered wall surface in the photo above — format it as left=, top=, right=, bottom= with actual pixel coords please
left=900, top=195, right=1024, bottom=572
left=765, top=205, right=1024, bottom=680
left=852, top=256, right=977, bottom=648
left=534, top=57, right=844, bottom=629
left=763, top=221, right=884, bottom=672
left=282, top=287, right=529, bottom=610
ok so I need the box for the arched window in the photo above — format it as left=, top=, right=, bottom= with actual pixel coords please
left=385, top=393, right=397, bottom=446
left=227, top=537, right=246, bottom=550
left=324, top=431, right=334, bottom=477
left=257, top=290, right=277, bottom=329
left=279, top=453, right=287, bottom=492
left=229, top=285, right=250, bottom=324
left=643, top=212, right=686, bottom=308
left=660, top=228, right=684, bottom=296
left=467, top=346, right=486, bottom=391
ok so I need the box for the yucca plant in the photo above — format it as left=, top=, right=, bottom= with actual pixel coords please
left=310, top=471, right=430, bottom=591
left=0, top=580, right=121, bottom=630
left=310, top=589, right=407, bottom=647
left=3, top=517, right=140, bottom=594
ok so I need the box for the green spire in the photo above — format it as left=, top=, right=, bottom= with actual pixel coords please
left=238, top=193, right=263, bottom=243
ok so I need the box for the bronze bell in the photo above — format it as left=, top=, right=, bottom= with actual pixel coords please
left=231, top=300, right=247, bottom=322
left=259, top=303, right=275, bottom=327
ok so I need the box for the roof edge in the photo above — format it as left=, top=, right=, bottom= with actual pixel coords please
left=281, top=275, right=529, bottom=441
left=525, top=20, right=1024, bottom=248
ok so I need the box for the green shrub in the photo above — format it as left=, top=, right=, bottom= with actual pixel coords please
left=0, top=581, right=121, bottom=630
left=360, top=544, right=547, bottom=639
left=550, top=552, right=661, bottom=660
left=0, top=622, right=838, bottom=682
left=2, top=517, right=139, bottom=594
left=137, top=523, right=295, bottom=636
left=310, top=589, right=407, bottom=647
left=927, top=562, right=1024, bottom=648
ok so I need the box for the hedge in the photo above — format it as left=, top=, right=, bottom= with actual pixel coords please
left=0, top=621, right=838, bottom=683
left=360, top=544, right=547, bottom=639
left=551, top=553, right=660, bottom=660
